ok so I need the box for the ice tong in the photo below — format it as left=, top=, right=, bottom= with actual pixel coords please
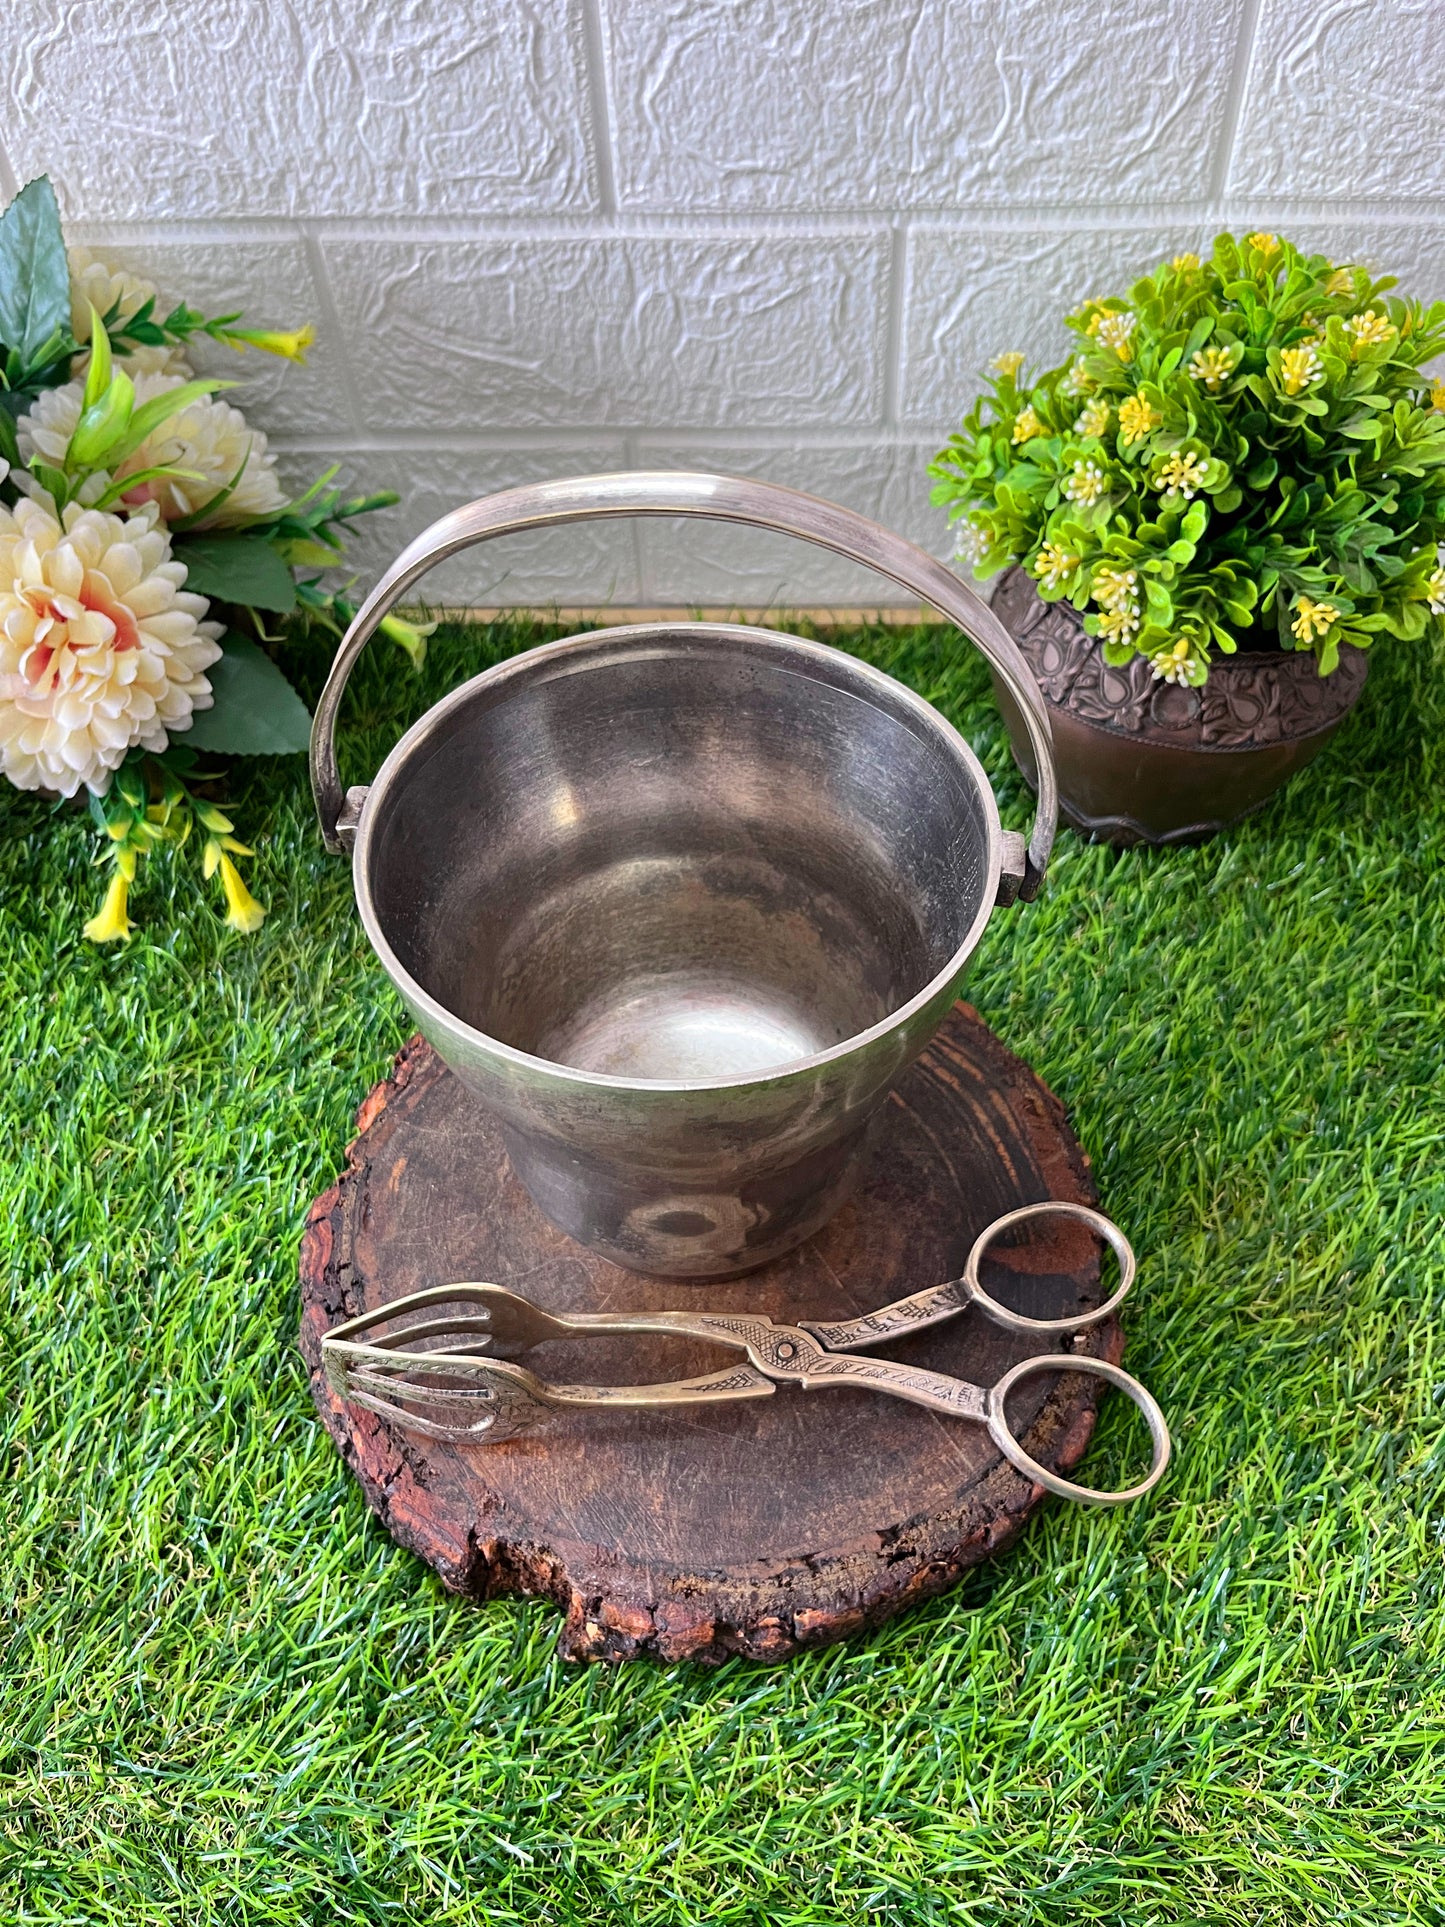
left=321, top=1202, right=1171, bottom=1506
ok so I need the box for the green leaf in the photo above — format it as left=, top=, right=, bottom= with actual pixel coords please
left=106, top=378, right=230, bottom=466
left=0, top=178, right=70, bottom=366
left=66, top=366, right=135, bottom=468
left=173, top=535, right=297, bottom=613
left=181, top=633, right=312, bottom=754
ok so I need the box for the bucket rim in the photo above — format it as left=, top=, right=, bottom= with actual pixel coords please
left=351, top=620, right=1005, bottom=1095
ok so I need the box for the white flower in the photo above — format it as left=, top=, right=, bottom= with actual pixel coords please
left=1032, top=541, right=1080, bottom=592
left=1091, top=565, right=1140, bottom=617
left=68, top=247, right=192, bottom=378
left=1063, top=459, right=1108, bottom=507
left=1187, top=345, right=1240, bottom=392
left=1426, top=565, right=1445, bottom=616
left=0, top=495, right=221, bottom=797
left=1150, top=638, right=1202, bottom=685
left=1343, top=309, right=1394, bottom=355
left=1091, top=311, right=1137, bottom=362
left=1097, top=608, right=1140, bottom=645
left=1074, top=397, right=1111, bottom=439
left=1278, top=344, right=1322, bottom=396
left=953, top=521, right=991, bottom=567
left=1154, top=450, right=1210, bottom=500
left=1062, top=357, right=1093, bottom=397
left=19, top=374, right=287, bottom=528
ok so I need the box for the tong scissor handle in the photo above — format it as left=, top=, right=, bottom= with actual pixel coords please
left=984, top=1353, right=1170, bottom=1505
left=802, top=1201, right=1136, bottom=1353
left=733, top=1324, right=1169, bottom=1507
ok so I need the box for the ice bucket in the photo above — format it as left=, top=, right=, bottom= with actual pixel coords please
left=311, top=473, right=1058, bottom=1277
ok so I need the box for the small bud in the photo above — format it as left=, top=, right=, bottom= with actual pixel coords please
left=83, top=871, right=134, bottom=944
left=223, top=323, right=316, bottom=364
left=217, top=853, right=266, bottom=933
left=380, top=612, right=438, bottom=672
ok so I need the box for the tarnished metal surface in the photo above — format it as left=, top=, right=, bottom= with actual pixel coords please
left=321, top=1203, right=1171, bottom=1508
left=310, top=473, right=1061, bottom=1277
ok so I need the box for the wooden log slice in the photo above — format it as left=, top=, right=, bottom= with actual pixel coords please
left=299, top=1004, right=1123, bottom=1666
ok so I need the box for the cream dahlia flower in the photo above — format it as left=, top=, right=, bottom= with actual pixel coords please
left=0, top=495, right=222, bottom=797
left=19, top=373, right=288, bottom=527
left=68, top=247, right=193, bottom=378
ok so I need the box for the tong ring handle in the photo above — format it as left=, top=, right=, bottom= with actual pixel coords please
left=986, top=1353, right=1171, bottom=1507
left=966, top=1201, right=1136, bottom=1334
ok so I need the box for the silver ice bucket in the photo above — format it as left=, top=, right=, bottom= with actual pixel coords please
left=311, top=473, right=1057, bottom=1278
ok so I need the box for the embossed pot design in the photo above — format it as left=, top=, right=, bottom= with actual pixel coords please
left=311, top=473, right=1058, bottom=1280
left=989, top=568, right=1369, bottom=848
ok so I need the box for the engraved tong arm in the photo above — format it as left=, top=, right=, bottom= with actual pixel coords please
left=801, top=1202, right=1139, bottom=1352
left=321, top=1286, right=779, bottom=1443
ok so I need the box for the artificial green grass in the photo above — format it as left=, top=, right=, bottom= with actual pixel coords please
left=2, top=609, right=1443, bottom=1927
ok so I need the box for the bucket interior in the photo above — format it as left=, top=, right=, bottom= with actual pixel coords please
left=364, top=632, right=994, bottom=1081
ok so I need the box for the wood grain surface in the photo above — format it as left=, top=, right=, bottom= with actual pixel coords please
left=299, top=1004, right=1124, bottom=1665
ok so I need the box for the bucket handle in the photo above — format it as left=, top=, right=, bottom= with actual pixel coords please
left=310, top=471, right=1057, bottom=901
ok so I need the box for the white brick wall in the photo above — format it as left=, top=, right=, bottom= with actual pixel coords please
left=6, top=0, right=1443, bottom=607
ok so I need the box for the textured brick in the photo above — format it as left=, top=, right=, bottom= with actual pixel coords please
left=1229, top=0, right=1445, bottom=200
left=66, top=234, right=352, bottom=437
left=604, top=0, right=1246, bottom=210
left=322, top=234, right=888, bottom=430
left=901, top=224, right=1207, bottom=430
left=632, top=442, right=944, bottom=604
left=277, top=443, right=640, bottom=609
left=7, top=0, right=595, bottom=219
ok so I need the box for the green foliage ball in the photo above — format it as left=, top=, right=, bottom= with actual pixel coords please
left=929, top=232, right=1445, bottom=685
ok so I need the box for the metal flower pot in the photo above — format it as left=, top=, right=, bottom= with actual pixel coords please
left=312, top=473, right=1057, bottom=1278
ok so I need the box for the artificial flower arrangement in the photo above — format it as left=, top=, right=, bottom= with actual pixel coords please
left=930, top=231, right=1445, bottom=689
left=0, top=176, right=428, bottom=941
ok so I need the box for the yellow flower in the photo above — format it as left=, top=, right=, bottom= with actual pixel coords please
left=216, top=851, right=266, bottom=933
left=1093, top=311, right=1137, bottom=362
left=222, top=323, right=316, bottom=364
left=1096, top=608, right=1140, bottom=645
left=1074, top=397, right=1111, bottom=439
left=1149, top=637, right=1201, bottom=685
left=1092, top=565, right=1140, bottom=616
left=1170, top=252, right=1200, bottom=271
left=1246, top=232, right=1278, bottom=256
left=1118, top=394, right=1161, bottom=445
left=1325, top=267, right=1355, bottom=297
left=1032, top=541, right=1079, bottom=592
left=1063, top=459, right=1108, bottom=507
left=1278, top=343, right=1323, bottom=395
left=1011, top=406, right=1044, bottom=444
left=991, top=351, right=1026, bottom=379
left=1343, top=310, right=1394, bottom=355
left=1187, top=344, right=1240, bottom=391
left=1155, top=450, right=1210, bottom=499
left=83, top=870, right=134, bottom=943
left=1291, top=596, right=1339, bottom=644
left=1426, top=566, right=1445, bottom=615
left=1431, top=381, right=1445, bottom=412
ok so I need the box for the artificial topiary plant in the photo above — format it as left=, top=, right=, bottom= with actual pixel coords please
left=930, top=232, right=1445, bottom=686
